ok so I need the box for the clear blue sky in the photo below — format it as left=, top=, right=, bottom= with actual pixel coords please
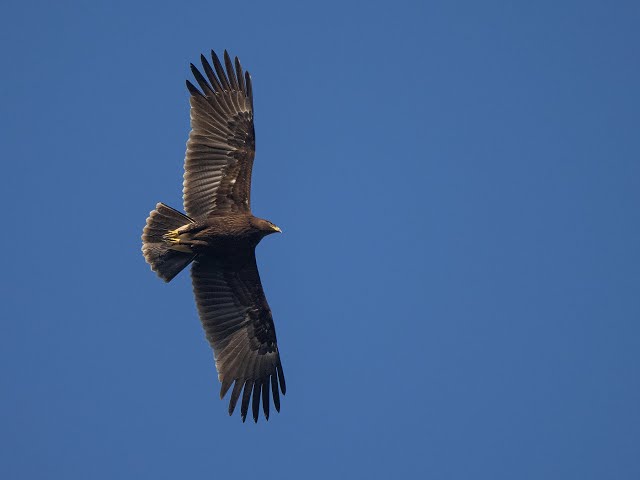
left=2, top=1, right=639, bottom=478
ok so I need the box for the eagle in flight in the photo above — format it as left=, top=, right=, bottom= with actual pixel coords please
left=141, top=50, right=285, bottom=423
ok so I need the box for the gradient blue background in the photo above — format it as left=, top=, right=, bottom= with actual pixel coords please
left=2, top=1, right=639, bottom=478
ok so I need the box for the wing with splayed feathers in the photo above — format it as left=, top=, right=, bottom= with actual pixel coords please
left=190, top=250, right=285, bottom=422
left=183, top=50, right=255, bottom=219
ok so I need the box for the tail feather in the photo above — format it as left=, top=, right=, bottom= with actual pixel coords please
left=142, top=203, right=196, bottom=282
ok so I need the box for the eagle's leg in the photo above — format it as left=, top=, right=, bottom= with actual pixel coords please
left=163, top=226, right=209, bottom=253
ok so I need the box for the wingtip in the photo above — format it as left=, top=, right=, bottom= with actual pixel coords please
left=186, top=79, right=201, bottom=96
left=189, top=63, right=201, bottom=78
left=220, top=378, right=233, bottom=400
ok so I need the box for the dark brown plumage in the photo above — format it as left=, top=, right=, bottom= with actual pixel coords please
left=141, top=50, right=285, bottom=423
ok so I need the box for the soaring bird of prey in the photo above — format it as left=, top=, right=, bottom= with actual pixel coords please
left=141, top=50, right=285, bottom=423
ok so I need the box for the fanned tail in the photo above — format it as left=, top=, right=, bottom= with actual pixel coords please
left=142, top=203, right=196, bottom=282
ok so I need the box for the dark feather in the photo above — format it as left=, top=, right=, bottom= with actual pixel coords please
left=271, top=374, right=280, bottom=412
left=241, top=380, right=253, bottom=422
left=190, top=63, right=214, bottom=96
left=228, top=380, right=243, bottom=415
left=277, top=362, right=287, bottom=395
left=211, top=50, right=231, bottom=90
left=224, top=50, right=239, bottom=91
left=252, top=381, right=261, bottom=423
left=186, top=80, right=202, bottom=97
left=245, top=72, right=253, bottom=107
left=235, top=57, right=245, bottom=93
left=220, top=376, right=234, bottom=399
left=200, top=54, right=222, bottom=92
left=262, top=376, right=270, bottom=420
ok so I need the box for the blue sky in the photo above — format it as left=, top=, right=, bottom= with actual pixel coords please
left=2, top=0, right=639, bottom=478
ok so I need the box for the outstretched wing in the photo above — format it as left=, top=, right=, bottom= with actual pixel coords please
left=191, top=250, right=285, bottom=422
left=183, top=50, right=255, bottom=219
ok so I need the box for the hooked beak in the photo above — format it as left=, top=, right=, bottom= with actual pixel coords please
left=272, top=225, right=282, bottom=233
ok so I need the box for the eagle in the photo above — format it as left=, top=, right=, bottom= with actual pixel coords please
left=141, top=50, right=285, bottom=423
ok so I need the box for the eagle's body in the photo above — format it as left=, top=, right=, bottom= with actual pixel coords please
left=166, top=214, right=280, bottom=253
left=141, top=51, right=285, bottom=423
